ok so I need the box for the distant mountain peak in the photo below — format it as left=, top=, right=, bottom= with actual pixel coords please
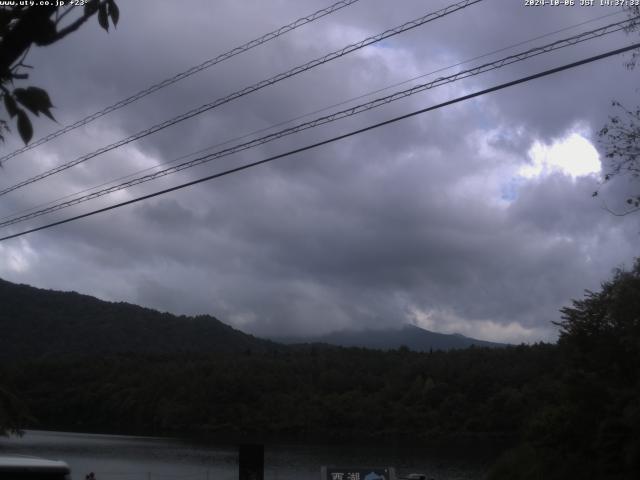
left=273, top=323, right=507, bottom=352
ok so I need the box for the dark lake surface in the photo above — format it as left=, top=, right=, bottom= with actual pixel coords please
left=0, top=430, right=495, bottom=480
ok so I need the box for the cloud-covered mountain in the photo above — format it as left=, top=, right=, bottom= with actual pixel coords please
left=273, top=323, right=507, bottom=351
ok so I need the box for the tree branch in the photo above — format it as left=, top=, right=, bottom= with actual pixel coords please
left=0, top=6, right=56, bottom=70
left=54, top=5, right=76, bottom=26
left=0, top=2, right=108, bottom=68
left=41, top=2, right=109, bottom=46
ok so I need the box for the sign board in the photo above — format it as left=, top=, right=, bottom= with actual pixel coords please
left=321, top=466, right=397, bottom=480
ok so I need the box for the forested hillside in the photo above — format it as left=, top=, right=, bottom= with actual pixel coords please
left=1, top=344, right=558, bottom=441
left=0, top=278, right=276, bottom=358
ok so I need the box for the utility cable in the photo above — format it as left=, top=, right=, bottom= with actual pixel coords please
left=0, top=8, right=624, bottom=225
left=1, top=41, right=637, bottom=243
left=0, top=0, right=362, bottom=164
left=0, top=16, right=634, bottom=229
left=0, top=0, right=483, bottom=198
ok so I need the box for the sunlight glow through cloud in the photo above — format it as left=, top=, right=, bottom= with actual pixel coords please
left=519, top=133, right=600, bottom=178
left=500, top=132, right=602, bottom=203
left=521, top=132, right=601, bottom=179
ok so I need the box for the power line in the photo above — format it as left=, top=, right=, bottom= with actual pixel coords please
left=0, top=0, right=362, bottom=165
left=1, top=9, right=624, bottom=225
left=1, top=41, right=637, bottom=244
left=0, top=0, right=484, bottom=198
left=0, top=16, right=633, bottom=229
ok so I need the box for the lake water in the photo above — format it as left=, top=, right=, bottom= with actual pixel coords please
left=0, top=430, right=494, bottom=480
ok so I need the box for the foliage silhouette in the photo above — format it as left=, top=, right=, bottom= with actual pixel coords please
left=489, top=259, right=640, bottom=479
left=0, top=0, right=119, bottom=146
left=596, top=6, right=640, bottom=215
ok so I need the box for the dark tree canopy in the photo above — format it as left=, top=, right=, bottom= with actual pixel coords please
left=556, top=258, right=640, bottom=387
left=490, top=259, right=640, bottom=480
left=0, top=0, right=119, bottom=145
left=556, top=259, right=640, bottom=351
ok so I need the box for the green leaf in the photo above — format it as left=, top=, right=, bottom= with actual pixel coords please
left=27, top=87, right=54, bottom=120
left=41, top=108, right=55, bottom=121
left=4, top=94, right=18, bottom=118
left=107, top=0, right=119, bottom=27
left=98, top=2, right=109, bottom=31
left=13, top=87, right=55, bottom=120
left=16, top=109, right=33, bottom=145
left=29, top=87, right=52, bottom=109
left=14, top=88, right=39, bottom=115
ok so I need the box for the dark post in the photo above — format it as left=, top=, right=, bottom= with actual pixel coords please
left=239, top=444, right=264, bottom=480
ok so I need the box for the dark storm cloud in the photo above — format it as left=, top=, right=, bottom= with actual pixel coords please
left=0, top=0, right=638, bottom=343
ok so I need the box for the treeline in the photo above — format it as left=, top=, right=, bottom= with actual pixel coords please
left=490, top=260, right=640, bottom=480
left=1, top=344, right=558, bottom=441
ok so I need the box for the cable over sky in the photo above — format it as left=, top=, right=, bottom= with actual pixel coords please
left=2, top=40, right=637, bottom=244
left=0, top=0, right=362, bottom=165
left=0, top=8, right=623, bottom=227
left=0, top=0, right=484, bottom=199
left=0, top=15, right=634, bottom=229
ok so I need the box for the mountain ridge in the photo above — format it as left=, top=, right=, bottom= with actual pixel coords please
left=0, top=277, right=276, bottom=358
left=1, top=277, right=505, bottom=358
left=272, top=323, right=507, bottom=351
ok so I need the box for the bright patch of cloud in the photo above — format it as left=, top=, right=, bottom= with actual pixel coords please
left=521, top=133, right=600, bottom=179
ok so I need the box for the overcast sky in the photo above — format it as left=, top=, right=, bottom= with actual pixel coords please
left=1, top=0, right=639, bottom=343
